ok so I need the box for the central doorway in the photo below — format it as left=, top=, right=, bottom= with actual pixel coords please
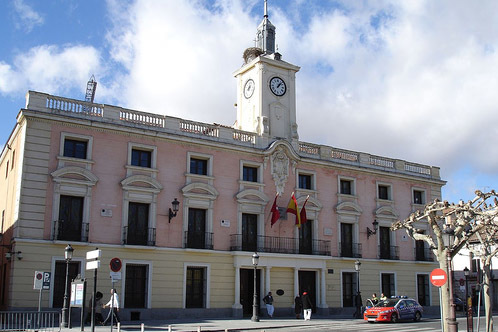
left=240, top=268, right=261, bottom=317
left=299, top=270, right=316, bottom=313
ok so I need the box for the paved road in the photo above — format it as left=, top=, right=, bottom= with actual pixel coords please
left=64, top=315, right=494, bottom=332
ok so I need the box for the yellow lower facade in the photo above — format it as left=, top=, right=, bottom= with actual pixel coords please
left=4, top=240, right=439, bottom=319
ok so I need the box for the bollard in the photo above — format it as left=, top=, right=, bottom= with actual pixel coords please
left=168, top=325, right=172, bottom=332
left=197, top=326, right=201, bottom=332
left=117, top=322, right=121, bottom=332
left=141, top=323, right=144, bottom=332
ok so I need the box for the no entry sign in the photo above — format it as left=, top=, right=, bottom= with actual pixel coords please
left=430, top=268, right=448, bottom=287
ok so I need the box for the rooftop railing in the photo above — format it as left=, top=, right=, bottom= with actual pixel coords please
left=26, top=91, right=441, bottom=180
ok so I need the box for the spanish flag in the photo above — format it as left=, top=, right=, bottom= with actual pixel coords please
left=286, top=192, right=301, bottom=228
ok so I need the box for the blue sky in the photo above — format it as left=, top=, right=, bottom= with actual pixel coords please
left=1, top=0, right=497, bottom=205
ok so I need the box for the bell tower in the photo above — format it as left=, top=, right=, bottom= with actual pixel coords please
left=233, top=0, right=300, bottom=142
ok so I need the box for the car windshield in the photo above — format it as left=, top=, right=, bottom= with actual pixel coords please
left=375, top=299, right=399, bottom=307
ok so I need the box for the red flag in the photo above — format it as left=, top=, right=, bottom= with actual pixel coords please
left=286, top=192, right=301, bottom=228
left=300, top=196, right=309, bottom=225
left=270, top=194, right=280, bottom=227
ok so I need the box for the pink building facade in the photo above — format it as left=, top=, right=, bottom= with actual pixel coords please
left=0, top=8, right=445, bottom=320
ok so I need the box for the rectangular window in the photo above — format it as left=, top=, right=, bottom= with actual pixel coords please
left=187, top=208, right=207, bottom=249
left=242, top=213, right=258, bottom=252
left=190, top=158, right=208, bottom=175
left=11, top=151, right=15, bottom=170
left=417, top=274, right=430, bottom=306
left=243, top=166, right=258, bottom=182
left=340, top=223, right=353, bottom=257
left=378, top=185, right=389, bottom=200
left=5, top=161, right=8, bottom=178
left=413, top=190, right=424, bottom=204
left=298, top=174, right=312, bottom=190
left=131, top=149, right=152, bottom=168
left=58, top=195, right=84, bottom=241
left=415, top=239, right=426, bottom=261
left=379, top=226, right=391, bottom=259
left=63, top=139, right=88, bottom=159
left=125, top=264, right=148, bottom=308
left=127, top=202, right=150, bottom=245
left=1, top=210, right=4, bottom=233
left=381, top=273, right=395, bottom=298
left=186, top=267, right=205, bottom=308
left=299, top=221, right=312, bottom=254
left=340, top=179, right=352, bottom=195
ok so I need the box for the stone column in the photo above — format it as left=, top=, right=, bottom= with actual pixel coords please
left=232, top=266, right=242, bottom=317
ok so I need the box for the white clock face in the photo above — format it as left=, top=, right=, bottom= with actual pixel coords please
left=244, top=79, right=255, bottom=99
left=269, top=77, right=286, bottom=96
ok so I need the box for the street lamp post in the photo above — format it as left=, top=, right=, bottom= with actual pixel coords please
left=251, top=252, right=260, bottom=322
left=464, top=267, right=471, bottom=332
left=443, top=228, right=458, bottom=332
left=354, top=260, right=361, bottom=318
left=61, top=244, right=74, bottom=328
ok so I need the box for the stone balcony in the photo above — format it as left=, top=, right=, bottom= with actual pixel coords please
left=24, top=90, right=441, bottom=180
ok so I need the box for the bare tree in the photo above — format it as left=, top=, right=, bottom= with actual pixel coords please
left=391, top=190, right=497, bottom=332
left=465, top=203, right=498, bottom=332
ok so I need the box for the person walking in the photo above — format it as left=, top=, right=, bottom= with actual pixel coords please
left=85, top=291, right=104, bottom=325
left=263, top=291, right=274, bottom=318
left=302, top=291, right=313, bottom=321
left=103, top=288, right=120, bottom=326
left=294, top=295, right=303, bottom=319
left=353, top=291, right=363, bottom=318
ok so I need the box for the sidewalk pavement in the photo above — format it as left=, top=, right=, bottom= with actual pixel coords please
left=62, top=317, right=364, bottom=332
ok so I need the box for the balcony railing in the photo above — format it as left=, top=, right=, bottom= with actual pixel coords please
left=378, top=245, right=399, bottom=260
left=184, top=231, right=214, bottom=250
left=415, top=248, right=434, bottom=261
left=53, top=220, right=89, bottom=242
left=339, top=242, right=362, bottom=258
left=122, top=226, right=156, bottom=246
left=230, top=234, right=330, bottom=256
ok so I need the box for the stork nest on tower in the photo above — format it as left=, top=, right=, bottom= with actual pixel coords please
left=243, top=47, right=264, bottom=64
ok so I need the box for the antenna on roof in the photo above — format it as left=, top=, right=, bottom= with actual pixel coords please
left=85, top=75, right=97, bottom=103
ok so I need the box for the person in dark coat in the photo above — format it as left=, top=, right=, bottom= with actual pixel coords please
left=294, top=295, right=302, bottom=319
left=302, top=291, right=313, bottom=321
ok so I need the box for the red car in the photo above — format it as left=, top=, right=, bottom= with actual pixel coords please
left=363, top=297, right=423, bottom=323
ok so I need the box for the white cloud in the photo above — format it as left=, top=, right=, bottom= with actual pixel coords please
left=12, top=0, right=44, bottom=33
left=0, top=45, right=102, bottom=96
left=101, top=0, right=498, bottom=180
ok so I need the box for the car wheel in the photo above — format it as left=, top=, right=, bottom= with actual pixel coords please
left=391, top=313, right=398, bottom=323
left=414, top=311, right=421, bottom=322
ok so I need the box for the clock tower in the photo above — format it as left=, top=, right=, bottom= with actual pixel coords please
left=233, top=0, right=300, bottom=142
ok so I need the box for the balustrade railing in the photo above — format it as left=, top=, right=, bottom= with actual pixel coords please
left=415, top=247, right=434, bottom=261
left=379, top=245, right=399, bottom=260
left=230, top=234, right=330, bottom=256
left=331, top=149, right=359, bottom=162
left=184, top=231, right=214, bottom=250
left=46, top=95, right=103, bottom=117
left=339, top=242, right=362, bottom=258
left=122, top=226, right=156, bottom=246
left=120, top=109, right=165, bottom=127
left=180, top=120, right=219, bottom=137
left=53, top=220, right=88, bottom=242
